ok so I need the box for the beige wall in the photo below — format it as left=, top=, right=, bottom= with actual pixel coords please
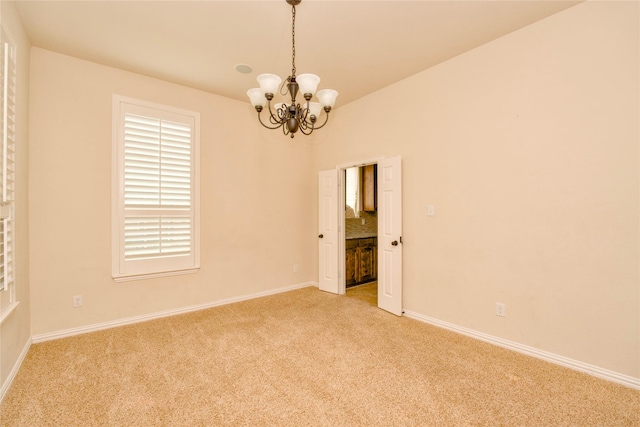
left=28, top=48, right=315, bottom=336
left=313, top=1, right=639, bottom=378
left=0, top=1, right=31, bottom=389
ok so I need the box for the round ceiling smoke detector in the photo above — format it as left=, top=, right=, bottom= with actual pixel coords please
left=235, top=64, right=253, bottom=74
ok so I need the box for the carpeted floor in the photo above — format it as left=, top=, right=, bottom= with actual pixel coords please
left=1, top=286, right=638, bottom=426
left=345, top=281, right=377, bottom=306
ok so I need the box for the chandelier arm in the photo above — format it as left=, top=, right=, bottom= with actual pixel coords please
left=298, top=113, right=315, bottom=135
left=268, top=111, right=284, bottom=126
left=309, top=110, right=331, bottom=130
left=298, top=124, right=314, bottom=135
left=299, top=102, right=312, bottom=126
left=298, top=111, right=313, bottom=133
left=257, top=111, right=285, bottom=130
left=298, top=120, right=310, bottom=132
left=265, top=101, right=287, bottom=126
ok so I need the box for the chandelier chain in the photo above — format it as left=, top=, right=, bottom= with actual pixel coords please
left=291, top=3, right=296, bottom=77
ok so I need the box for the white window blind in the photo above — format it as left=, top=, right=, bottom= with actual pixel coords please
left=0, top=26, right=16, bottom=295
left=113, top=96, right=199, bottom=281
left=123, top=114, right=192, bottom=259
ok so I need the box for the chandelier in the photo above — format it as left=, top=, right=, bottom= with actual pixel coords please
left=247, top=0, right=338, bottom=138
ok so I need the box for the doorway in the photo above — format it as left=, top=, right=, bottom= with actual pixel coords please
left=318, top=156, right=403, bottom=316
left=344, top=165, right=378, bottom=304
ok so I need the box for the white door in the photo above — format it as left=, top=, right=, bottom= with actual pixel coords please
left=377, top=156, right=403, bottom=315
left=318, top=169, right=339, bottom=294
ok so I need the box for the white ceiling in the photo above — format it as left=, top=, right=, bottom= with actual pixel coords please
left=13, top=0, right=580, bottom=108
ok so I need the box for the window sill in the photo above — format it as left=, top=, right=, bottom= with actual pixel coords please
left=0, top=301, right=20, bottom=326
left=113, top=268, right=199, bottom=283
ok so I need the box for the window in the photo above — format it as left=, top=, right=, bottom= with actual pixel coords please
left=0, top=24, right=16, bottom=318
left=112, top=96, right=200, bottom=281
left=345, top=167, right=360, bottom=217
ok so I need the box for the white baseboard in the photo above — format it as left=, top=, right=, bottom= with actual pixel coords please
left=0, top=336, right=31, bottom=402
left=32, top=281, right=317, bottom=344
left=403, top=310, right=640, bottom=391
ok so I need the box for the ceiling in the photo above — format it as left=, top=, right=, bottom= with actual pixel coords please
left=13, top=0, right=580, bottom=108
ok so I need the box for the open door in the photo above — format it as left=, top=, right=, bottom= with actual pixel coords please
left=318, top=169, right=339, bottom=294
left=377, top=156, right=403, bottom=315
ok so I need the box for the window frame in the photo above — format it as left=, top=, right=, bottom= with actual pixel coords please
left=0, top=23, right=17, bottom=322
left=112, top=95, right=200, bottom=282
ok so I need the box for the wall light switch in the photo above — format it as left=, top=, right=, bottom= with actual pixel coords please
left=427, top=205, right=435, bottom=216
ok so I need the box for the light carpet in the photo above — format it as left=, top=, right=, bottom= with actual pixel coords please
left=1, top=286, right=638, bottom=426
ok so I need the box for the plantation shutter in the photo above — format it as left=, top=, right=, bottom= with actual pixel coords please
left=0, top=28, right=16, bottom=292
left=113, top=96, right=199, bottom=281
left=123, top=114, right=192, bottom=260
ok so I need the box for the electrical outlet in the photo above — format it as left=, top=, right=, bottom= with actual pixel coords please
left=496, top=302, right=506, bottom=317
left=427, top=205, right=435, bottom=216
left=73, top=295, right=83, bottom=308
left=361, top=218, right=365, bottom=225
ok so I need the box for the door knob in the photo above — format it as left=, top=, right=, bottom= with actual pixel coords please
left=318, top=234, right=324, bottom=238
left=391, top=240, right=398, bottom=246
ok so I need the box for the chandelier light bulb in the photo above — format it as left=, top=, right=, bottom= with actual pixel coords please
left=257, top=73, right=282, bottom=95
left=247, top=88, right=266, bottom=108
left=308, top=102, right=322, bottom=119
left=296, top=74, right=320, bottom=96
left=316, top=89, right=339, bottom=108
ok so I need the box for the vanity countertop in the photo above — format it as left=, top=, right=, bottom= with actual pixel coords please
left=346, top=233, right=377, bottom=240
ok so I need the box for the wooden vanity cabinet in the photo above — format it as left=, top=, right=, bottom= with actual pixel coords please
left=362, top=165, right=377, bottom=212
left=345, top=239, right=359, bottom=287
left=345, top=237, right=377, bottom=287
left=358, top=238, right=376, bottom=283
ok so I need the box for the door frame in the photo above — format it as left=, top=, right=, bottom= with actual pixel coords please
left=336, top=157, right=384, bottom=295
